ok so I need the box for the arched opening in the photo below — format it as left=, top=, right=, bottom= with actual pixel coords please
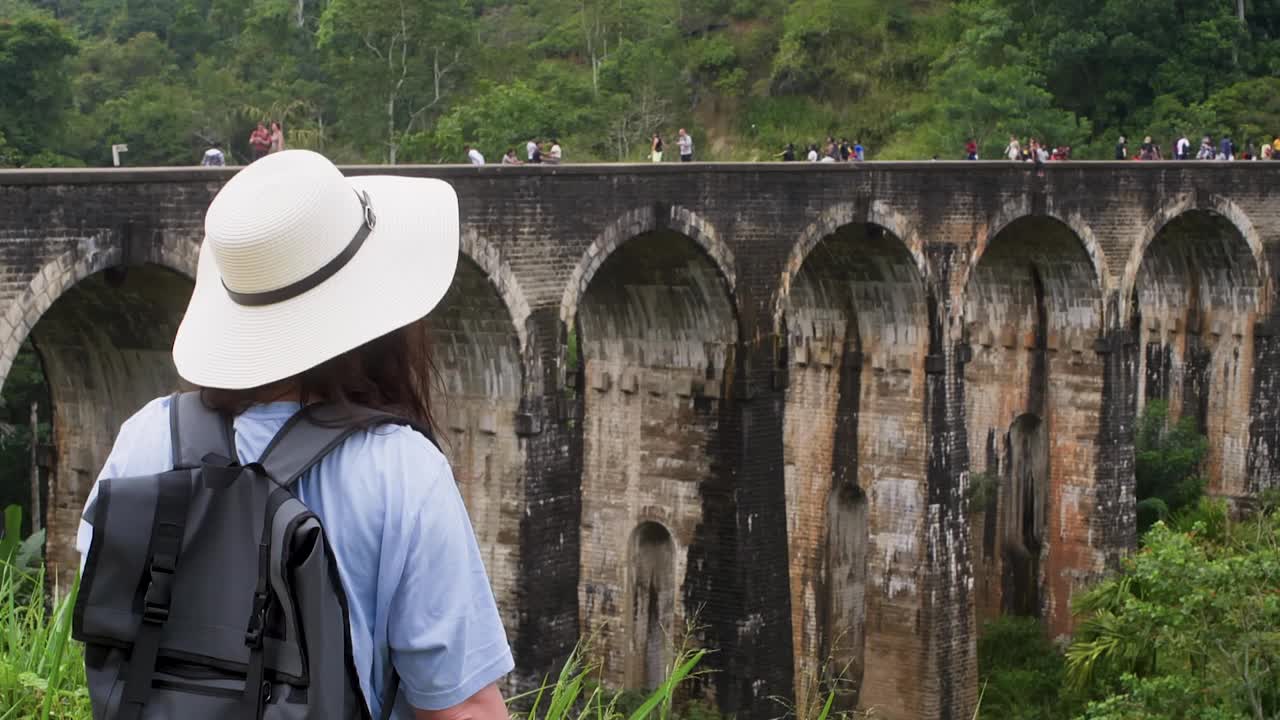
left=573, top=228, right=736, bottom=688
left=626, top=521, right=676, bottom=689
left=6, top=265, right=194, bottom=580
left=964, top=216, right=1103, bottom=638
left=779, top=222, right=928, bottom=715
left=430, top=254, right=525, bottom=648
left=1002, top=414, right=1047, bottom=618
left=1132, top=211, right=1262, bottom=501
left=820, top=483, right=868, bottom=709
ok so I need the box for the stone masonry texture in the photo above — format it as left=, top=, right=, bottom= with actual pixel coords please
left=1, top=162, right=1278, bottom=719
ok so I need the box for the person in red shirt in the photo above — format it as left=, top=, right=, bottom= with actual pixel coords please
left=965, top=138, right=978, bottom=160
left=249, top=122, right=271, bottom=161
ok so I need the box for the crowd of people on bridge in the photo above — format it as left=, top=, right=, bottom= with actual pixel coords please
left=201, top=123, right=1280, bottom=166
left=1111, top=133, right=1280, bottom=161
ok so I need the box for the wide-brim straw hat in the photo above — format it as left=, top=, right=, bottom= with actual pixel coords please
left=173, top=150, right=459, bottom=389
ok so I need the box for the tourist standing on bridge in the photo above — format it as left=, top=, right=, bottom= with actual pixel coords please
left=1115, top=135, right=1127, bottom=160
left=677, top=128, right=694, bottom=162
left=1218, top=135, right=1234, bottom=160
left=780, top=143, right=796, bottom=161
left=200, top=141, right=225, bottom=166
left=1175, top=133, right=1191, bottom=160
left=651, top=133, right=664, bottom=162
left=269, top=121, right=286, bottom=154
left=75, top=150, right=513, bottom=719
left=466, top=144, right=485, bottom=165
left=1005, top=135, right=1022, bottom=161
left=547, top=139, right=562, bottom=164
left=501, top=148, right=522, bottom=164
left=965, top=138, right=978, bottom=160
left=249, top=122, right=271, bottom=161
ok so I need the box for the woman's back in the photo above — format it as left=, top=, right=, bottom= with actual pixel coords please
left=79, top=396, right=510, bottom=718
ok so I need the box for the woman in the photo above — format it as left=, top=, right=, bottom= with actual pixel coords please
left=501, top=148, right=522, bottom=165
left=269, top=120, right=286, bottom=153
left=1005, top=135, right=1021, bottom=161
left=651, top=133, right=664, bottom=162
left=76, top=151, right=512, bottom=719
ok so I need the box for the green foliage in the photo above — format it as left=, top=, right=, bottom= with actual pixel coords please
left=0, top=506, right=44, bottom=575
left=9, top=0, right=1280, bottom=164
left=0, top=14, right=78, bottom=163
left=976, top=616, right=1085, bottom=720
left=1134, top=401, right=1208, bottom=535
left=1067, top=507, right=1280, bottom=719
left=0, top=534, right=88, bottom=720
left=509, top=643, right=710, bottom=720
left=965, top=471, right=998, bottom=512
left=0, top=343, right=50, bottom=531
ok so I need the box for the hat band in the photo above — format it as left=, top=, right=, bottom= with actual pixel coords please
left=223, top=190, right=377, bottom=307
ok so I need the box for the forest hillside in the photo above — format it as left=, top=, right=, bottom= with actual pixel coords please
left=3, top=0, right=1280, bottom=165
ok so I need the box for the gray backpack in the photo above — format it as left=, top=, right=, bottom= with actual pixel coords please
left=74, top=392, right=434, bottom=720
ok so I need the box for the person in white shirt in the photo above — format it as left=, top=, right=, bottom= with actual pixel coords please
left=1176, top=134, right=1191, bottom=160
left=526, top=139, right=538, bottom=161
left=547, top=139, right=562, bottom=164
left=501, top=149, right=522, bottom=165
left=807, top=144, right=819, bottom=162
left=677, top=128, right=693, bottom=161
left=466, top=145, right=485, bottom=166
left=201, top=142, right=226, bottom=166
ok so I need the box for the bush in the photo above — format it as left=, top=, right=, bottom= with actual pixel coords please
left=0, top=507, right=90, bottom=720
left=1067, top=506, right=1280, bottom=718
left=976, top=616, right=1085, bottom=720
left=1134, top=400, right=1207, bottom=536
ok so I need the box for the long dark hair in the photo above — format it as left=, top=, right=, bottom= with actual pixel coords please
left=202, top=318, right=437, bottom=431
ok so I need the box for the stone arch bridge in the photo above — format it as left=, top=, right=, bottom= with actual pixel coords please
left=2, top=163, right=1277, bottom=719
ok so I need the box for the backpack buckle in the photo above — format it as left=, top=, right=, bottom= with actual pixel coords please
left=142, top=564, right=175, bottom=624
left=244, top=592, right=271, bottom=647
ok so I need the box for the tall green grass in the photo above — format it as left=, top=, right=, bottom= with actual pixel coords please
left=0, top=562, right=89, bottom=720
left=510, top=644, right=708, bottom=720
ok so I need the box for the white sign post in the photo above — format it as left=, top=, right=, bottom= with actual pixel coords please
left=111, top=143, right=129, bottom=167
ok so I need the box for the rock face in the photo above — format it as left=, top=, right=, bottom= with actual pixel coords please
left=1, top=162, right=1276, bottom=719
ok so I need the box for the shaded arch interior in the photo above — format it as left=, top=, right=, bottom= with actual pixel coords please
left=780, top=222, right=929, bottom=716
left=963, top=216, right=1103, bottom=636
left=574, top=229, right=737, bottom=690
left=429, top=253, right=526, bottom=647
left=25, top=264, right=193, bottom=579
left=626, top=521, right=676, bottom=690
left=1133, top=210, right=1262, bottom=499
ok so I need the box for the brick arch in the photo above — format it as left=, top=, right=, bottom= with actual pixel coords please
left=558, top=204, right=738, bottom=332
left=0, top=232, right=198, bottom=391
left=773, top=200, right=931, bottom=335
left=955, top=202, right=1110, bottom=327
left=460, top=227, right=532, bottom=355
left=1120, top=195, right=1271, bottom=319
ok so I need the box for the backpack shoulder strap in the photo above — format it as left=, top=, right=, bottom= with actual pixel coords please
left=169, top=391, right=237, bottom=469
left=252, top=405, right=434, bottom=719
left=255, top=403, right=437, bottom=488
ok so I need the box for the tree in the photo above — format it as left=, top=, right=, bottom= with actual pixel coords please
left=1133, top=400, right=1208, bottom=536
left=1068, top=503, right=1280, bottom=719
left=0, top=15, right=77, bottom=160
left=318, top=0, right=474, bottom=164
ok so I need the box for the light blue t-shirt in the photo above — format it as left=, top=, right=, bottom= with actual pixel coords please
left=76, top=396, right=514, bottom=716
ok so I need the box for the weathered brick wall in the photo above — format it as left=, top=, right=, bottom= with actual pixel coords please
left=2, top=163, right=1279, bottom=719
